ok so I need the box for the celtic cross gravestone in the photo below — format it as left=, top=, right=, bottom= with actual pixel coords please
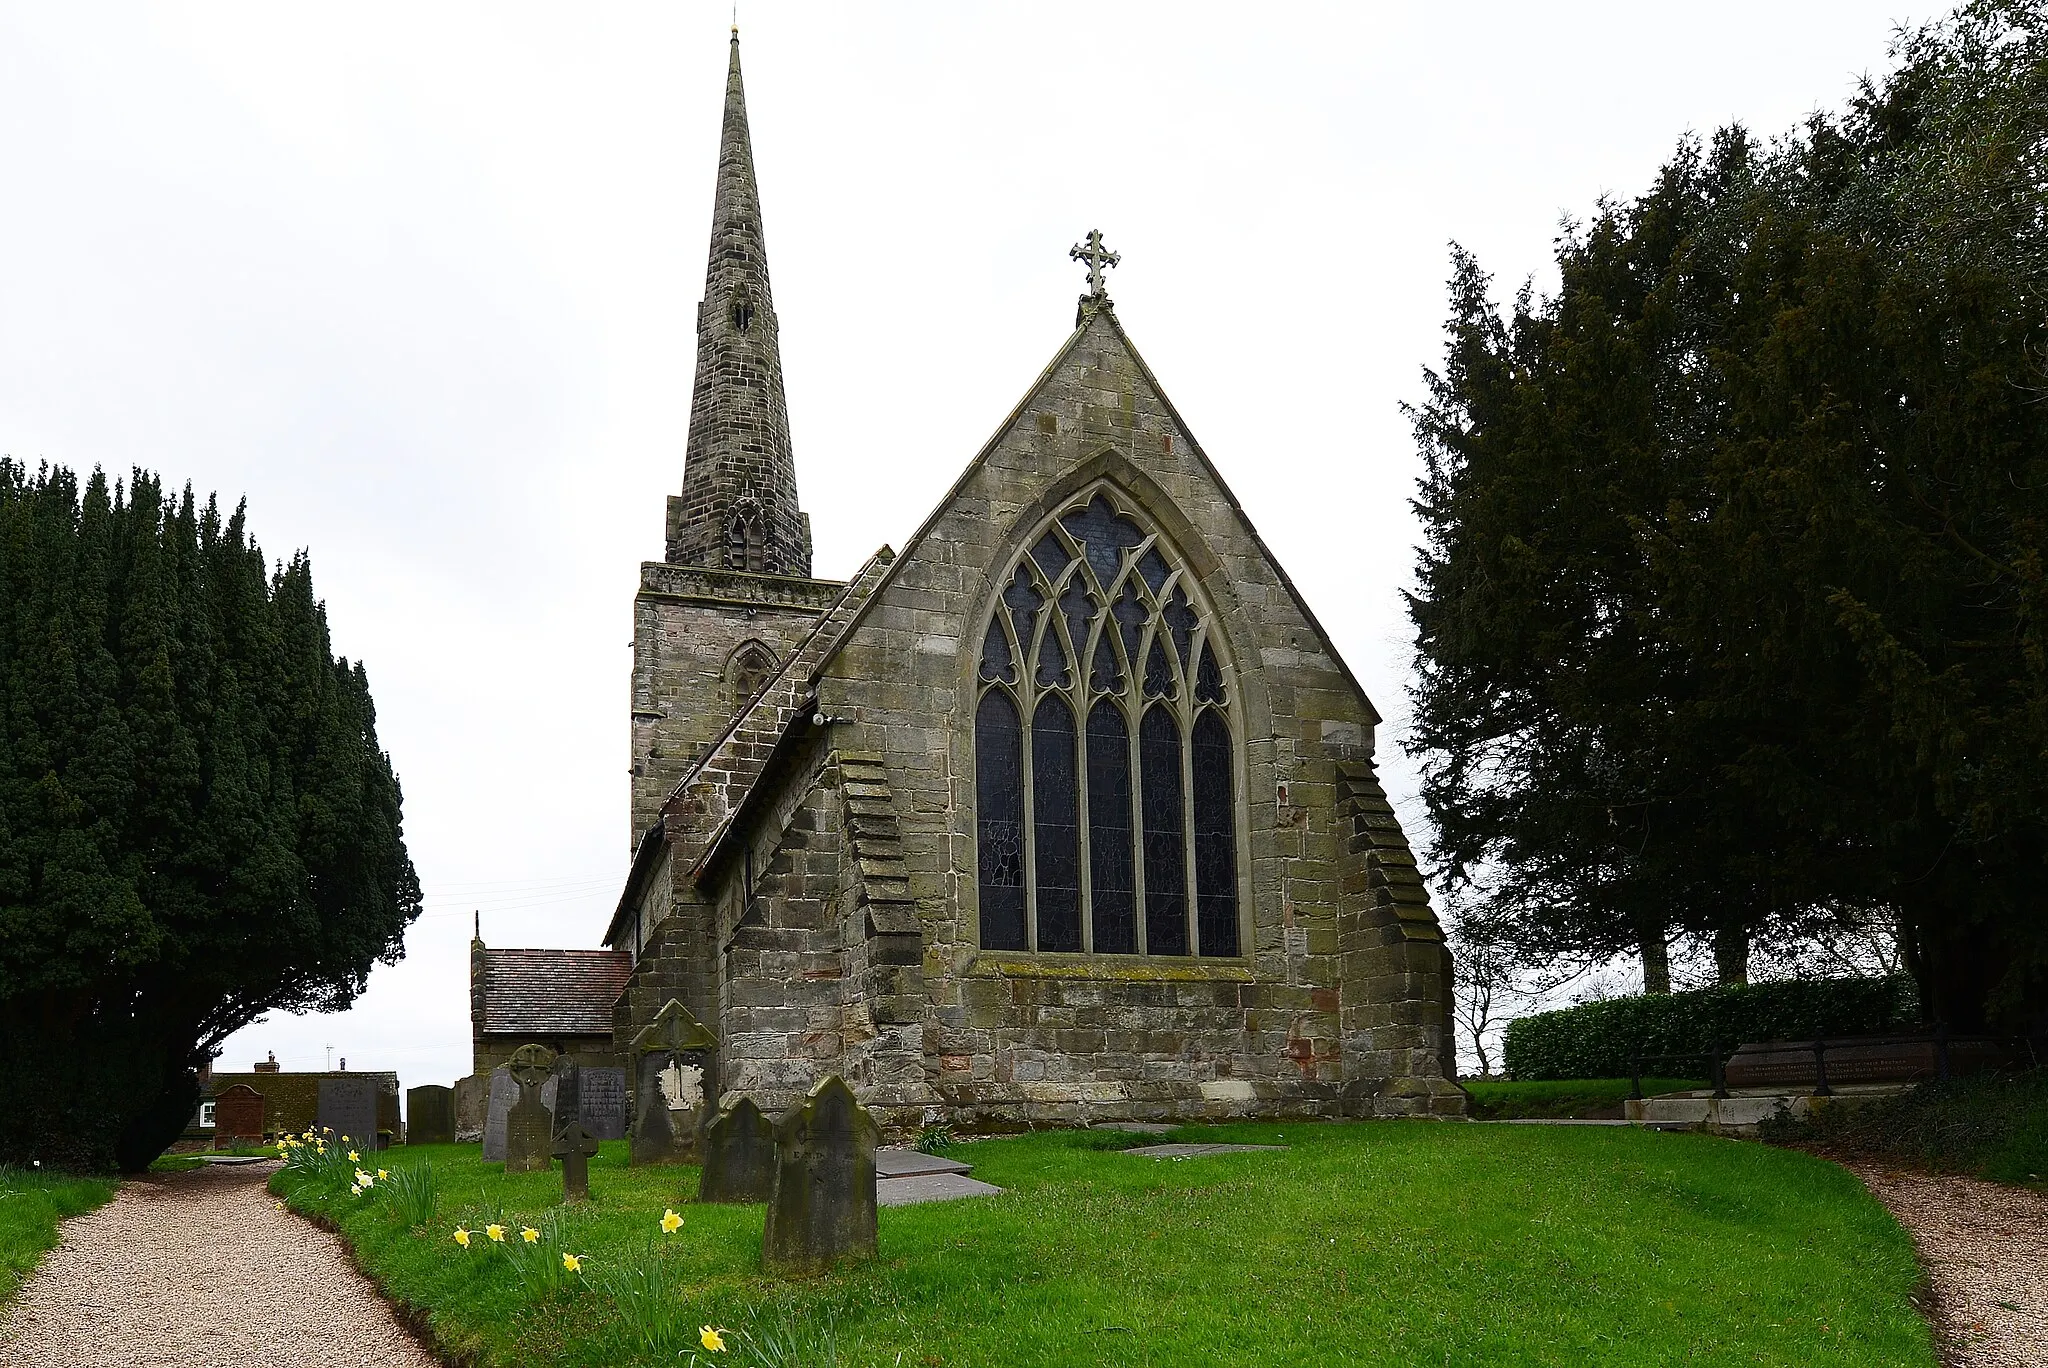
left=629, top=999, right=717, bottom=1166
left=503, top=1043, right=556, bottom=1174
left=552, top=1120, right=600, bottom=1203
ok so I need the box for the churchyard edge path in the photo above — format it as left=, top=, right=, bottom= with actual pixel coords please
left=0, top=1160, right=438, bottom=1368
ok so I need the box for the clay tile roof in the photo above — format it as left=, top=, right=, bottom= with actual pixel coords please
left=479, top=948, right=632, bottom=1037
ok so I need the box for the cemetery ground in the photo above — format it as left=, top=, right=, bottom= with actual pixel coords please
left=260, top=1121, right=1936, bottom=1367
left=0, top=1165, right=114, bottom=1302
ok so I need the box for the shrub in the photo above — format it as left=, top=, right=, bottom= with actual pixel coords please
left=1503, top=976, right=1920, bottom=1080
left=1762, top=1068, right=2048, bottom=1184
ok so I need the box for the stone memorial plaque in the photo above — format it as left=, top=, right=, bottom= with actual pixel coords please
left=481, top=1066, right=516, bottom=1161
left=699, top=1096, right=774, bottom=1203
left=316, top=1076, right=379, bottom=1149
left=578, top=1067, right=627, bottom=1142
left=213, top=1083, right=265, bottom=1146
left=406, top=1084, right=456, bottom=1146
left=763, top=1075, right=879, bottom=1275
left=503, top=1043, right=557, bottom=1174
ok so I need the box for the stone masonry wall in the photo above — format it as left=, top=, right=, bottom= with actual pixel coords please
left=629, top=565, right=839, bottom=842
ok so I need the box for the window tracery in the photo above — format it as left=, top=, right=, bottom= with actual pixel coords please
left=973, top=489, right=1240, bottom=957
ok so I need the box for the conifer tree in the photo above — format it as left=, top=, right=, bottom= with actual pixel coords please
left=1409, top=0, right=2047, bottom=1033
left=0, top=462, right=420, bottom=1171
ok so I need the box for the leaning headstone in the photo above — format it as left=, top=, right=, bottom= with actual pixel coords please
left=213, top=1083, right=265, bottom=1148
left=763, top=1075, right=879, bottom=1275
left=406, top=1084, right=456, bottom=1146
left=481, top=1066, right=516, bottom=1161
left=578, top=1066, right=628, bottom=1142
left=629, top=999, right=718, bottom=1166
left=316, top=1076, right=379, bottom=1150
left=503, top=1044, right=557, bottom=1175
left=699, top=1097, right=775, bottom=1203
left=553, top=1121, right=600, bottom=1203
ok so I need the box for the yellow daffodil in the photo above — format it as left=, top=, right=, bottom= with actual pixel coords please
left=661, top=1208, right=683, bottom=1235
left=453, top=1227, right=471, bottom=1248
left=486, top=1224, right=506, bottom=1243
left=699, top=1326, right=727, bottom=1353
left=349, top=1184, right=363, bottom=1196
left=341, top=1135, right=351, bottom=1143
left=561, top=1252, right=583, bottom=1274
left=376, top=1169, right=388, bottom=1181
left=520, top=1227, right=539, bottom=1244
left=315, top=1145, right=326, bottom=1155
left=348, top=1151, right=360, bottom=1163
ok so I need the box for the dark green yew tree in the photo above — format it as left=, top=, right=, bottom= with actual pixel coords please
left=0, top=462, right=419, bottom=1171
left=1409, top=1, right=2048, bottom=1033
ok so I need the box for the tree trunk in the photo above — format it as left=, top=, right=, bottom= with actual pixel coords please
left=1713, top=926, right=1749, bottom=986
left=1640, top=930, right=1672, bottom=995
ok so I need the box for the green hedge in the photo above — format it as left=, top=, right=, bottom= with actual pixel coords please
left=1503, top=977, right=1921, bottom=1080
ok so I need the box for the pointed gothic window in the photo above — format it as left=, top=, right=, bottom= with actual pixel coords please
left=972, top=486, right=1243, bottom=957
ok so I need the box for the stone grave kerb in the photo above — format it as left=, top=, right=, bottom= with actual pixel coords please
left=503, top=1043, right=557, bottom=1175
left=763, top=1075, right=879, bottom=1275
left=628, top=998, right=717, bottom=1167
left=698, top=1096, right=775, bottom=1204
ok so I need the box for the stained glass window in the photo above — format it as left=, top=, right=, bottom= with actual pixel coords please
left=1086, top=701, right=1136, bottom=953
left=1193, top=642, right=1225, bottom=704
left=1140, top=705, right=1189, bottom=956
left=975, top=488, right=1237, bottom=960
left=975, top=690, right=1027, bottom=951
left=980, top=618, right=1016, bottom=685
left=1192, top=709, right=1238, bottom=957
left=1033, top=696, right=1082, bottom=952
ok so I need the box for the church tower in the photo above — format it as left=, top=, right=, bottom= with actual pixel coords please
left=629, top=29, right=842, bottom=843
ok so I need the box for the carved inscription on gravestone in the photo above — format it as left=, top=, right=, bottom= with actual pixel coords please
left=316, top=1076, right=379, bottom=1149
left=503, top=1044, right=557, bottom=1174
left=213, top=1083, right=265, bottom=1146
left=763, top=1075, right=879, bottom=1275
left=577, top=1067, right=628, bottom=1141
left=481, top=1066, right=517, bottom=1161
left=405, top=1084, right=456, bottom=1146
left=699, top=1096, right=775, bottom=1203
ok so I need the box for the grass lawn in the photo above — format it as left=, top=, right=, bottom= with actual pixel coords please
left=275, top=1121, right=1933, bottom=1367
left=0, top=1165, right=117, bottom=1303
left=1462, top=1078, right=1708, bottom=1121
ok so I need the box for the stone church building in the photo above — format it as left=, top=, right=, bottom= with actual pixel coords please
left=490, top=32, right=1461, bottom=1132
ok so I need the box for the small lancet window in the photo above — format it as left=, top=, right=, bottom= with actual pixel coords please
left=730, top=293, right=754, bottom=333
left=973, top=487, right=1240, bottom=960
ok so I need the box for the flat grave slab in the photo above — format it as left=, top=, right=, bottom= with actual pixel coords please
left=1088, top=1122, right=1179, bottom=1135
left=197, top=1154, right=272, bottom=1166
left=876, top=1172, right=1004, bottom=1207
left=875, top=1148, right=973, bottom=1178
left=1123, top=1143, right=1288, bottom=1159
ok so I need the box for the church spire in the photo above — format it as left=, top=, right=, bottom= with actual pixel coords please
left=666, top=29, right=811, bottom=576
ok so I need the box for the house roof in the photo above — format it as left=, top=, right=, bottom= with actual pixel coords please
left=477, top=948, right=632, bottom=1036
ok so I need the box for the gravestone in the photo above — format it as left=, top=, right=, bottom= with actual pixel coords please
left=699, top=1097, right=775, bottom=1203
left=452, top=1073, right=488, bottom=1143
left=481, top=1066, right=517, bottom=1161
left=316, top=1076, right=379, bottom=1149
left=503, top=1043, right=557, bottom=1174
left=213, top=1084, right=265, bottom=1147
left=549, top=1057, right=580, bottom=1138
left=578, top=1067, right=628, bottom=1141
left=552, top=1121, right=600, bottom=1203
left=406, top=1084, right=456, bottom=1146
left=629, top=999, right=717, bottom=1166
left=763, top=1075, right=879, bottom=1275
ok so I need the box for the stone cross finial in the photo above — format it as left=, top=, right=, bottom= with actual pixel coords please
left=1070, top=229, right=1120, bottom=298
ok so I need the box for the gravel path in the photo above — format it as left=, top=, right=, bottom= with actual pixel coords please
left=1, top=1159, right=438, bottom=1368
left=1852, top=1164, right=2048, bottom=1368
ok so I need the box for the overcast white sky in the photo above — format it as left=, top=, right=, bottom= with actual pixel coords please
left=0, top=3, right=1916, bottom=1097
